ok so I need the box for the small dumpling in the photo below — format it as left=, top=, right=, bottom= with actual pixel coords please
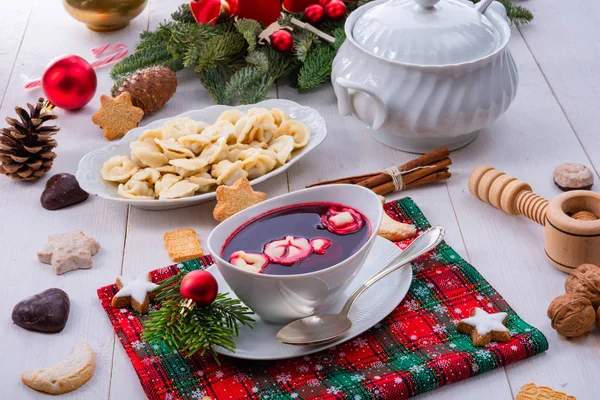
left=169, top=157, right=209, bottom=172
left=200, top=136, right=229, bottom=164
left=268, top=135, right=295, bottom=166
left=154, top=138, right=195, bottom=159
left=159, top=180, right=199, bottom=200
left=271, top=108, right=289, bottom=127
left=275, top=120, right=309, bottom=149
left=188, top=171, right=218, bottom=193
left=227, top=144, right=250, bottom=162
left=211, top=160, right=248, bottom=186
left=130, top=142, right=169, bottom=168
left=242, top=153, right=277, bottom=179
left=155, top=174, right=183, bottom=197
left=163, top=117, right=207, bottom=139
left=178, top=134, right=213, bottom=155
left=138, top=128, right=164, bottom=142
left=234, top=112, right=276, bottom=144
left=217, top=109, right=246, bottom=125
left=130, top=167, right=161, bottom=184
left=155, top=165, right=178, bottom=174
left=249, top=141, right=268, bottom=149
left=247, top=107, right=270, bottom=116
left=101, top=155, right=139, bottom=182
left=118, top=180, right=155, bottom=200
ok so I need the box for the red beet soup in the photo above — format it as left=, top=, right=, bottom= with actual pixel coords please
left=221, top=202, right=371, bottom=275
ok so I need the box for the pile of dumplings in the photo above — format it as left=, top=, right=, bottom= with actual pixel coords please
left=100, top=107, right=309, bottom=200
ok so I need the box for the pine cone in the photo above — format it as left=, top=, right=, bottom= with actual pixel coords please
left=0, top=98, right=58, bottom=181
left=113, top=66, right=177, bottom=115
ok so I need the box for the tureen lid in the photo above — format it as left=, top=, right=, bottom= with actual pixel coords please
left=351, top=0, right=503, bottom=65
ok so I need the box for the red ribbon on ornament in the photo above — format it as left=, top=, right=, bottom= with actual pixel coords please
left=24, top=43, right=128, bottom=89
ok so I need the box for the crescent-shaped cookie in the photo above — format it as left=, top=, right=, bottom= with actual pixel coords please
left=22, top=343, right=96, bottom=395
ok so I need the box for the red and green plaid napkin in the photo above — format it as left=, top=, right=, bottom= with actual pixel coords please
left=97, top=197, right=548, bottom=399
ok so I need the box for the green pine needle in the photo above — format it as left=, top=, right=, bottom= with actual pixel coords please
left=171, top=3, right=196, bottom=23
left=142, top=271, right=254, bottom=363
left=235, top=19, right=263, bottom=52
left=297, top=45, right=336, bottom=91
left=198, top=67, right=232, bottom=104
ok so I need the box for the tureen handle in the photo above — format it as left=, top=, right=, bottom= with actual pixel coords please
left=474, top=0, right=494, bottom=13
left=335, top=78, right=388, bottom=130
left=414, top=0, right=440, bottom=9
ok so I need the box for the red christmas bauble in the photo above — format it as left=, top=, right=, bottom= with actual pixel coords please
left=325, top=0, right=347, bottom=20
left=271, top=30, right=294, bottom=53
left=304, top=4, right=325, bottom=24
left=179, top=270, right=218, bottom=306
left=41, top=55, right=97, bottom=110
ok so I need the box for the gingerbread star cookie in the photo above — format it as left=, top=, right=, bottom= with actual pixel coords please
left=111, top=272, right=158, bottom=314
left=456, top=307, right=511, bottom=347
left=516, top=383, right=576, bottom=400
left=213, top=177, right=267, bottom=222
left=37, top=231, right=101, bottom=275
left=92, top=92, right=144, bottom=141
left=164, top=228, right=204, bottom=262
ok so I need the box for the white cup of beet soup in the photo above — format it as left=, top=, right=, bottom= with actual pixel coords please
left=207, top=184, right=383, bottom=324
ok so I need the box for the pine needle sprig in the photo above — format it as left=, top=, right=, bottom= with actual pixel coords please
left=198, top=67, right=232, bottom=104
left=171, top=3, right=195, bottom=23
left=235, top=19, right=263, bottom=52
left=297, top=45, right=337, bottom=90
left=142, top=271, right=254, bottom=363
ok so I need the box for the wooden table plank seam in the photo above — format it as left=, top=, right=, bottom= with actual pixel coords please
left=516, top=25, right=600, bottom=179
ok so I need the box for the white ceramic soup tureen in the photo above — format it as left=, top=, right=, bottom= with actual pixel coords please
left=331, top=0, right=518, bottom=153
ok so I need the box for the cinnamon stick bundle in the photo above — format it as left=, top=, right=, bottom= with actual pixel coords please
left=307, top=147, right=451, bottom=195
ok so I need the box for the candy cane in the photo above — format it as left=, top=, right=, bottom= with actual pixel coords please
left=24, top=43, right=129, bottom=89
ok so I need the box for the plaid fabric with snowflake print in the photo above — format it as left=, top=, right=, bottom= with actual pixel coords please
left=97, top=197, right=548, bottom=400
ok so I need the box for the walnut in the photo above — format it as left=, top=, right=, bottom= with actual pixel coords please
left=547, top=294, right=596, bottom=337
left=565, top=263, right=600, bottom=308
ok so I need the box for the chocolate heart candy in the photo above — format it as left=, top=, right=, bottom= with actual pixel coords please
left=12, top=288, right=70, bottom=333
left=41, top=173, right=89, bottom=210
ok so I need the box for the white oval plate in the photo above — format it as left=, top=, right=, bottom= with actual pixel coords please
left=210, top=236, right=412, bottom=360
left=76, top=100, right=327, bottom=210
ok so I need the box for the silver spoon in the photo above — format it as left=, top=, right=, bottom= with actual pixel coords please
left=276, top=226, right=445, bottom=346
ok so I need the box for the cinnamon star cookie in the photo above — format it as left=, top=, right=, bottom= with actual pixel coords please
left=92, top=92, right=144, bottom=141
left=456, top=307, right=511, bottom=347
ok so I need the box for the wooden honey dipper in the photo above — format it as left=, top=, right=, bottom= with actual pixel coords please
left=469, top=165, right=600, bottom=273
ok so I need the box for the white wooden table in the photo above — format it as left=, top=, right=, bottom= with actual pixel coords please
left=1, top=1, right=598, bottom=399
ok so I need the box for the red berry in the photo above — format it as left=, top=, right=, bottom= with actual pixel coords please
left=271, top=29, right=294, bottom=53
left=304, top=4, right=325, bottom=24
left=325, top=0, right=347, bottom=20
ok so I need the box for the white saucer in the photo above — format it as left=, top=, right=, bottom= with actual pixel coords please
left=208, top=236, right=413, bottom=361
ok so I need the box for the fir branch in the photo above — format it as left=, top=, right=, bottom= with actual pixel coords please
left=294, top=30, right=317, bottom=63
left=297, top=45, right=337, bottom=91
left=241, top=74, right=274, bottom=104
left=143, top=271, right=254, bottom=362
left=110, top=45, right=182, bottom=79
left=171, top=3, right=195, bottom=23
left=198, top=67, right=232, bottom=104
left=235, top=19, right=263, bottom=52
left=195, top=32, right=247, bottom=71
left=499, top=0, right=534, bottom=25
left=331, top=28, right=346, bottom=51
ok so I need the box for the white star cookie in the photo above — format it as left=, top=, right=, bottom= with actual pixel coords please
left=37, top=231, right=100, bottom=275
left=456, top=307, right=511, bottom=347
left=111, top=272, right=158, bottom=314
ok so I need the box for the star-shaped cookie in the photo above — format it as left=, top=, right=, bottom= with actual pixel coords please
left=516, top=383, right=575, bottom=400
left=213, top=177, right=267, bottom=221
left=37, top=231, right=101, bottom=275
left=92, top=92, right=144, bottom=141
left=111, top=272, right=158, bottom=314
left=456, top=307, right=511, bottom=347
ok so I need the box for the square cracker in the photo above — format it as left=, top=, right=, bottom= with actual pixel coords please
left=163, top=228, right=204, bottom=262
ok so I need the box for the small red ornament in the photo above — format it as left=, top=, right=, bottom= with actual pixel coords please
left=271, top=30, right=294, bottom=53
left=179, top=270, right=219, bottom=306
left=325, top=0, right=347, bottom=20
left=41, top=55, right=97, bottom=110
left=304, top=4, right=325, bottom=24
left=190, top=0, right=222, bottom=25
